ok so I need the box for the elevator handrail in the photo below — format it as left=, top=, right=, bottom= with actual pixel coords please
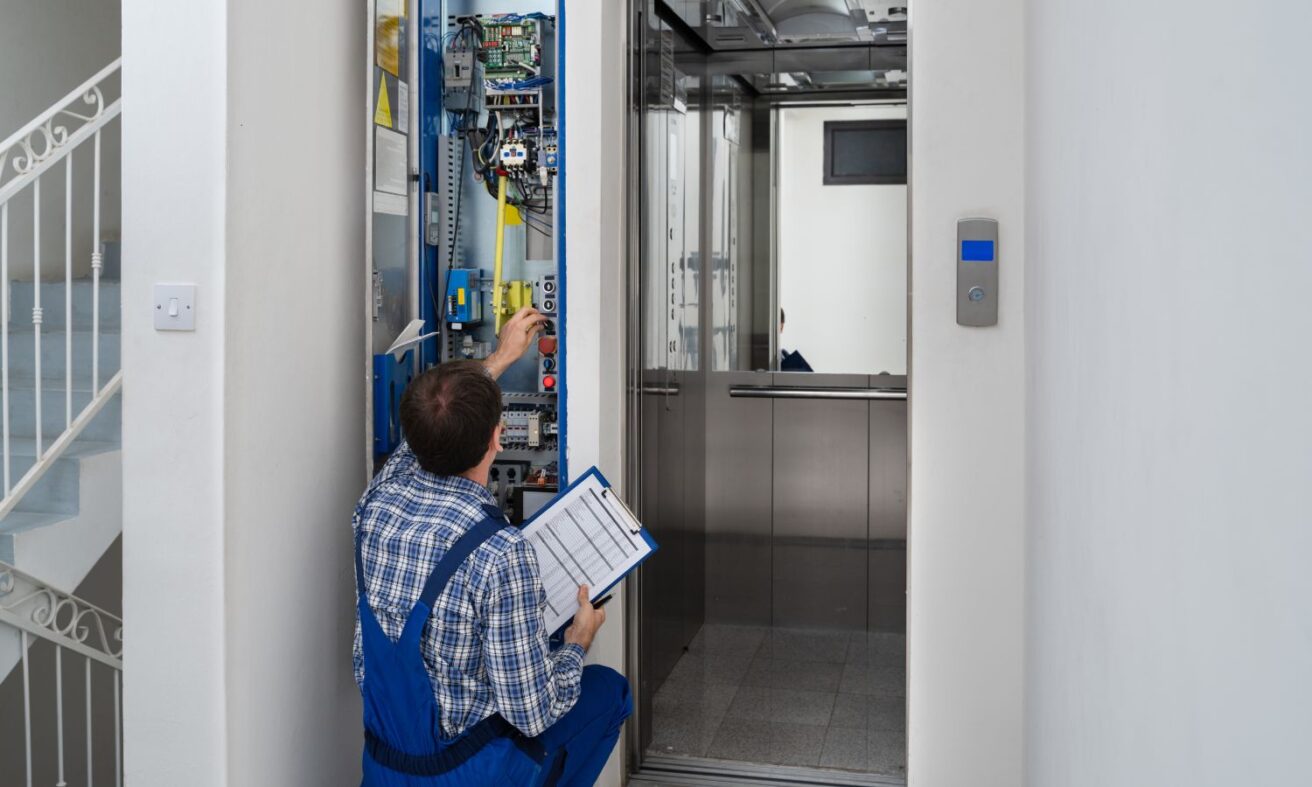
left=639, top=383, right=681, bottom=396
left=728, top=385, right=907, bottom=400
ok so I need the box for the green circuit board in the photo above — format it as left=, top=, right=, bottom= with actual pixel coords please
left=481, top=19, right=542, bottom=77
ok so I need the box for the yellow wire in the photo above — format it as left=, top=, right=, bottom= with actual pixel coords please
left=493, top=173, right=509, bottom=332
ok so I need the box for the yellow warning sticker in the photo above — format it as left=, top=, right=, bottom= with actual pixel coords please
left=374, top=74, right=392, bottom=128
left=505, top=205, right=523, bottom=226
left=457, top=288, right=466, bottom=306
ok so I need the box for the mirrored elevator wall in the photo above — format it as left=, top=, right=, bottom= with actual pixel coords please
left=629, top=1, right=909, bottom=772
left=705, top=374, right=907, bottom=634
left=636, top=14, right=708, bottom=710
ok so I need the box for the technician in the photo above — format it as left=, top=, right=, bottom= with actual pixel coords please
left=353, top=306, right=631, bottom=786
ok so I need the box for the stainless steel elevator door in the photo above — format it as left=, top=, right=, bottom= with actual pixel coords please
left=705, top=371, right=773, bottom=626
left=771, top=373, right=871, bottom=631
left=703, top=373, right=907, bottom=634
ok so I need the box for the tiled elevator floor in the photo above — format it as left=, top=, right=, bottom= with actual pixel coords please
left=646, top=624, right=907, bottom=775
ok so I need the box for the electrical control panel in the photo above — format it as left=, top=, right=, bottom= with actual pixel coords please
left=422, top=4, right=565, bottom=501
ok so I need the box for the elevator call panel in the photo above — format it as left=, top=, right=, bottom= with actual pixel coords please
left=956, top=217, right=999, bottom=327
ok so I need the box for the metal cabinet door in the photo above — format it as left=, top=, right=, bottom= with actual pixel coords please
left=365, top=0, right=417, bottom=472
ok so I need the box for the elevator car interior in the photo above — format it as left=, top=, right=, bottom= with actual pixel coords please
left=367, top=1, right=910, bottom=783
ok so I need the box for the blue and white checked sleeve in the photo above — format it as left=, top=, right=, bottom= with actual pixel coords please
left=482, top=537, right=585, bottom=737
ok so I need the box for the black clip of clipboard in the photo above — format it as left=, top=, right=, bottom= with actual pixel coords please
left=600, top=487, right=643, bottom=535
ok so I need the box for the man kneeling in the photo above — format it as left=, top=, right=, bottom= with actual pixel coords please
left=353, top=308, right=631, bottom=786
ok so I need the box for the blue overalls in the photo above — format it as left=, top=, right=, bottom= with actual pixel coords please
left=356, top=507, right=547, bottom=786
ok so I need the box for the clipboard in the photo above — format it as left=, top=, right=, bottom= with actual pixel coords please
left=519, top=467, right=659, bottom=633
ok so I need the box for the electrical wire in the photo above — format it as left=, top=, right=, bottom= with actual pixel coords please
left=438, top=16, right=482, bottom=361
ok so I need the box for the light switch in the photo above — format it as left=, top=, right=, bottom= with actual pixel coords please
left=154, top=284, right=196, bottom=331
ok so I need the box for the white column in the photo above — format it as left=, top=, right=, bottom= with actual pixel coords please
left=908, top=0, right=1027, bottom=784
left=121, top=0, right=230, bottom=783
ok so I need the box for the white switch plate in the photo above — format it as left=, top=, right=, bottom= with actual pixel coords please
left=153, top=284, right=196, bottom=331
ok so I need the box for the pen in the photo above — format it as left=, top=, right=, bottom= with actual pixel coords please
left=592, top=594, right=613, bottom=610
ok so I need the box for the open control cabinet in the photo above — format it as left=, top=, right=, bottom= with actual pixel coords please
left=426, top=2, right=567, bottom=519
left=368, top=0, right=566, bottom=517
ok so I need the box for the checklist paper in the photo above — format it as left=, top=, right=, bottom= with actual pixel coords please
left=520, top=469, right=657, bottom=634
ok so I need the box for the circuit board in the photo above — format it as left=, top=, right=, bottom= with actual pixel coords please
left=481, top=19, right=543, bottom=77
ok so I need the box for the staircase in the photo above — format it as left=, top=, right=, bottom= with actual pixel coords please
left=0, top=245, right=122, bottom=587
left=0, top=57, right=124, bottom=786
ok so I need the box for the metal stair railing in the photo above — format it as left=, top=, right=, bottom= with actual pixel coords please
left=0, top=59, right=123, bottom=520
left=1, top=561, right=122, bottom=787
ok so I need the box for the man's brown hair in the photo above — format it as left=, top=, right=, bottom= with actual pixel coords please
left=399, top=361, right=501, bottom=476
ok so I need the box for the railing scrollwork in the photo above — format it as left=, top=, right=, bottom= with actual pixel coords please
left=0, top=561, right=122, bottom=668
left=0, top=59, right=120, bottom=205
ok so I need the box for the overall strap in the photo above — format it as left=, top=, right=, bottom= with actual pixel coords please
left=400, top=505, right=510, bottom=641
left=353, top=523, right=370, bottom=608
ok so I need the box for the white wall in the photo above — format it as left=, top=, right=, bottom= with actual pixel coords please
left=907, top=0, right=1026, bottom=784
left=564, top=2, right=629, bottom=784
left=222, top=0, right=364, bottom=781
left=123, top=0, right=363, bottom=782
left=121, top=0, right=228, bottom=781
left=1024, top=3, right=1312, bottom=785
left=777, top=104, right=907, bottom=375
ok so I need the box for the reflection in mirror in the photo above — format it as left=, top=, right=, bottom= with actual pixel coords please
left=775, top=103, right=906, bottom=375
left=709, top=98, right=908, bottom=375
left=640, top=22, right=702, bottom=374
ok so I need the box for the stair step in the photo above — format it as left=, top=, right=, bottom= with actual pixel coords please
left=0, top=510, right=70, bottom=535
left=8, top=279, right=121, bottom=330
left=0, top=328, right=121, bottom=382
left=0, top=453, right=79, bottom=516
left=4, top=437, right=119, bottom=459
left=1, top=386, right=121, bottom=443
left=0, top=439, right=119, bottom=532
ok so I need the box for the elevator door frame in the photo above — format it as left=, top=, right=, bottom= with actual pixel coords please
left=622, top=4, right=912, bottom=784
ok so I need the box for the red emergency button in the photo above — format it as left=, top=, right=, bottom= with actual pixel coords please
left=538, top=336, right=558, bottom=355
left=542, top=375, right=556, bottom=390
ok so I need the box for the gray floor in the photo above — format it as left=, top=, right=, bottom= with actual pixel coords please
left=646, top=624, right=907, bottom=776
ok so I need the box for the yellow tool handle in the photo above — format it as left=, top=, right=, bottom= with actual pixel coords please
left=493, top=173, right=509, bottom=333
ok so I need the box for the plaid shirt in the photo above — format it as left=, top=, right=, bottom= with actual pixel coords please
left=353, top=443, right=585, bottom=738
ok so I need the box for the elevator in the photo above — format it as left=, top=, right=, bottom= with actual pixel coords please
left=624, top=2, right=910, bottom=784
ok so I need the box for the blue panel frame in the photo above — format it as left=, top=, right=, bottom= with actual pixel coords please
left=373, top=349, right=416, bottom=458
left=555, top=0, right=568, bottom=483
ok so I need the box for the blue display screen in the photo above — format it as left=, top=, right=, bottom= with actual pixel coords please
left=961, top=240, right=995, bottom=262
